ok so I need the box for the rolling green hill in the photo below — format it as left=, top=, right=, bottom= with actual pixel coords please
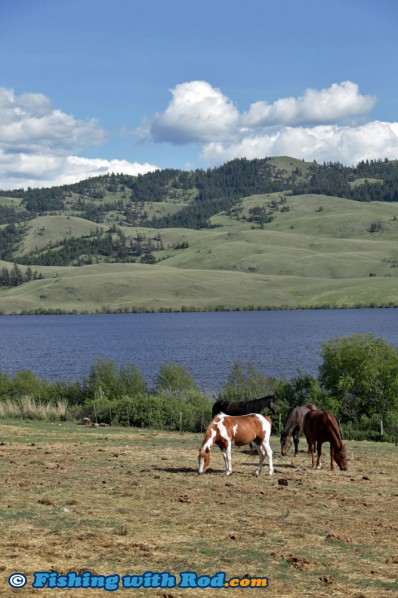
left=1, top=156, right=398, bottom=314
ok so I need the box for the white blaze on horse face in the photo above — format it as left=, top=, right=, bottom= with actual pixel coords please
left=198, top=427, right=217, bottom=474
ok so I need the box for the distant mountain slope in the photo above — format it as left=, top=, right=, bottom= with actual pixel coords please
left=1, top=156, right=398, bottom=313
left=2, top=156, right=398, bottom=227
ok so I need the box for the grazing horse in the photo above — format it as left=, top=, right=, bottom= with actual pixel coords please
left=198, top=413, right=274, bottom=476
left=211, top=394, right=278, bottom=419
left=280, top=404, right=319, bottom=456
left=303, top=410, right=348, bottom=471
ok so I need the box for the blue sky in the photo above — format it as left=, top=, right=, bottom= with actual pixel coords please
left=1, top=0, right=397, bottom=188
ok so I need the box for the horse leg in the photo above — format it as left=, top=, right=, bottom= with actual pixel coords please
left=264, top=437, right=274, bottom=476
left=256, top=438, right=273, bottom=476
left=305, top=434, right=315, bottom=468
left=293, top=428, right=300, bottom=456
left=330, top=445, right=335, bottom=470
left=252, top=443, right=263, bottom=476
left=221, top=449, right=228, bottom=473
left=223, top=442, right=233, bottom=475
left=316, top=442, right=323, bottom=469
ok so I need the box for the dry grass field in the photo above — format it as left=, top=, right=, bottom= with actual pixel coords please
left=1, top=420, right=397, bottom=597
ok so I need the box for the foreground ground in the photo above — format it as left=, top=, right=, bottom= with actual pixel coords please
left=0, top=420, right=397, bottom=597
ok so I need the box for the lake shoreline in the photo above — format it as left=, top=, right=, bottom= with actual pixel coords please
left=2, top=302, right=398, bottom=317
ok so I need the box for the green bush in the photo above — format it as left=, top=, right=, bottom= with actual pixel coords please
left=219, top=360, right=277, bottom=402
left=155, top=363, right=199, bottom=394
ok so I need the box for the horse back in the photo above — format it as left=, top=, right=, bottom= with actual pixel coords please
left=303, top=410, right=327, bottom=441
left=303, top=410, right=340, bottom=444
left=217, top=413, right=271, bottom=446
left=212, top=400, right=245, bottom=418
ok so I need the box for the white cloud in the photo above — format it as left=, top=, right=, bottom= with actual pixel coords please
left=0, top=152, right=158, bottom=190
left=0, top=87, right=158, bottom=189
left=148, top=80, right=398, bottom=166
left=242, top=81, right=376, bottom=127
left=201, top=121, right=398, bottom=166
left=0, top=87, right=107, bottom=154
left=150, top=81, right=240, bottom=144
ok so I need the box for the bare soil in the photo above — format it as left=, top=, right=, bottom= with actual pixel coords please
left=0, top=421, right=397, bottom=597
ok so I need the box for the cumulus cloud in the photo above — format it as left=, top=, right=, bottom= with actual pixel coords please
left=201, top=122, right=398, bottom=166
left=0, top=87, right=158, bottom=189
left=151, top=81, right=240, bottom=144
left=0, top=87, right=107, bottom=154
left=0, top=152, right=159, bottom=190
left=242, top=81, right=376, bottom=127
left=148, top=80, right=398, bottom=166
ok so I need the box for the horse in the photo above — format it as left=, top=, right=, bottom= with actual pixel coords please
left=302, top=410, right=348, bottom=471
left=280, top=404, right=319, bottom=456
left=211, top=394, right=278, bottom=419
left=198, top=413, right=274, bottom=476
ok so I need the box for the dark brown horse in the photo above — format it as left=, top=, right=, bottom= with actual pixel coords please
left=280, top=404, right=319, bottom=456
left=303, top=410, right=348, bottom=471
left=198, top=413, right=274, bottom=476
left=212, top=394, right=278, bottom=419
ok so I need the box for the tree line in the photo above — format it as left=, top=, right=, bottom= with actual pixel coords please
left=1, top=158, right=398, bottom=230
left=18, top=228, right=163, bottom=267
left=0, top=264, right=43, bottom=287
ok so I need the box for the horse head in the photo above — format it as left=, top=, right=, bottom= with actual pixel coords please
left=269, top=399, right=279, bottom=414
left=280, top=431, right=292, bottom=456
left=334, top=443, right=348, bottom=471
left=198, top=447, right=210, bottom=474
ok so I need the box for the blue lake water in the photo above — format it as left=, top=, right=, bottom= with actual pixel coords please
left=1, top=309, right=398, bottom=393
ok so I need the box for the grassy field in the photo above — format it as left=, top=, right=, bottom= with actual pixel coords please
left=0, top=420, right=397, bottom=597
left=2, top=261, right=398, bottom=314
left=2, top=193, right=398, bottom=313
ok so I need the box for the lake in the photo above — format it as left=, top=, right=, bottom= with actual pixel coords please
left=1, top=309, right=398, bottom=393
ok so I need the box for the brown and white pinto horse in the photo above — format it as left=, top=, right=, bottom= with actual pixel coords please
left=198, top=413, right=274, bottom=476
left=303, top=410, right=348, bottom=471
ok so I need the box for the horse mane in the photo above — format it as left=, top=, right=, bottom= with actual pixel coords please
left=284, top=405, right=298, bottom=429
left=325, top=412, right=343, bottom=448
left=240, top=394, right=276, bottom=413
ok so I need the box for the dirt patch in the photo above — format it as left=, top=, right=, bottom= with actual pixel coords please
left=0, top=422, right=397, bottom=597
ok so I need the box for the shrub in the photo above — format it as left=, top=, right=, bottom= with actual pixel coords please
left=219, top=360, right=277, bottom=402
left=155, top=363, right=199, bottom=394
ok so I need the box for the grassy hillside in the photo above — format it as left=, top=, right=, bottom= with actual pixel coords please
left=16, top=215, right=105, bottom=255
left=2, top=157, right=398, bottom=313
left=1, top=259, right=398, bottom=315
